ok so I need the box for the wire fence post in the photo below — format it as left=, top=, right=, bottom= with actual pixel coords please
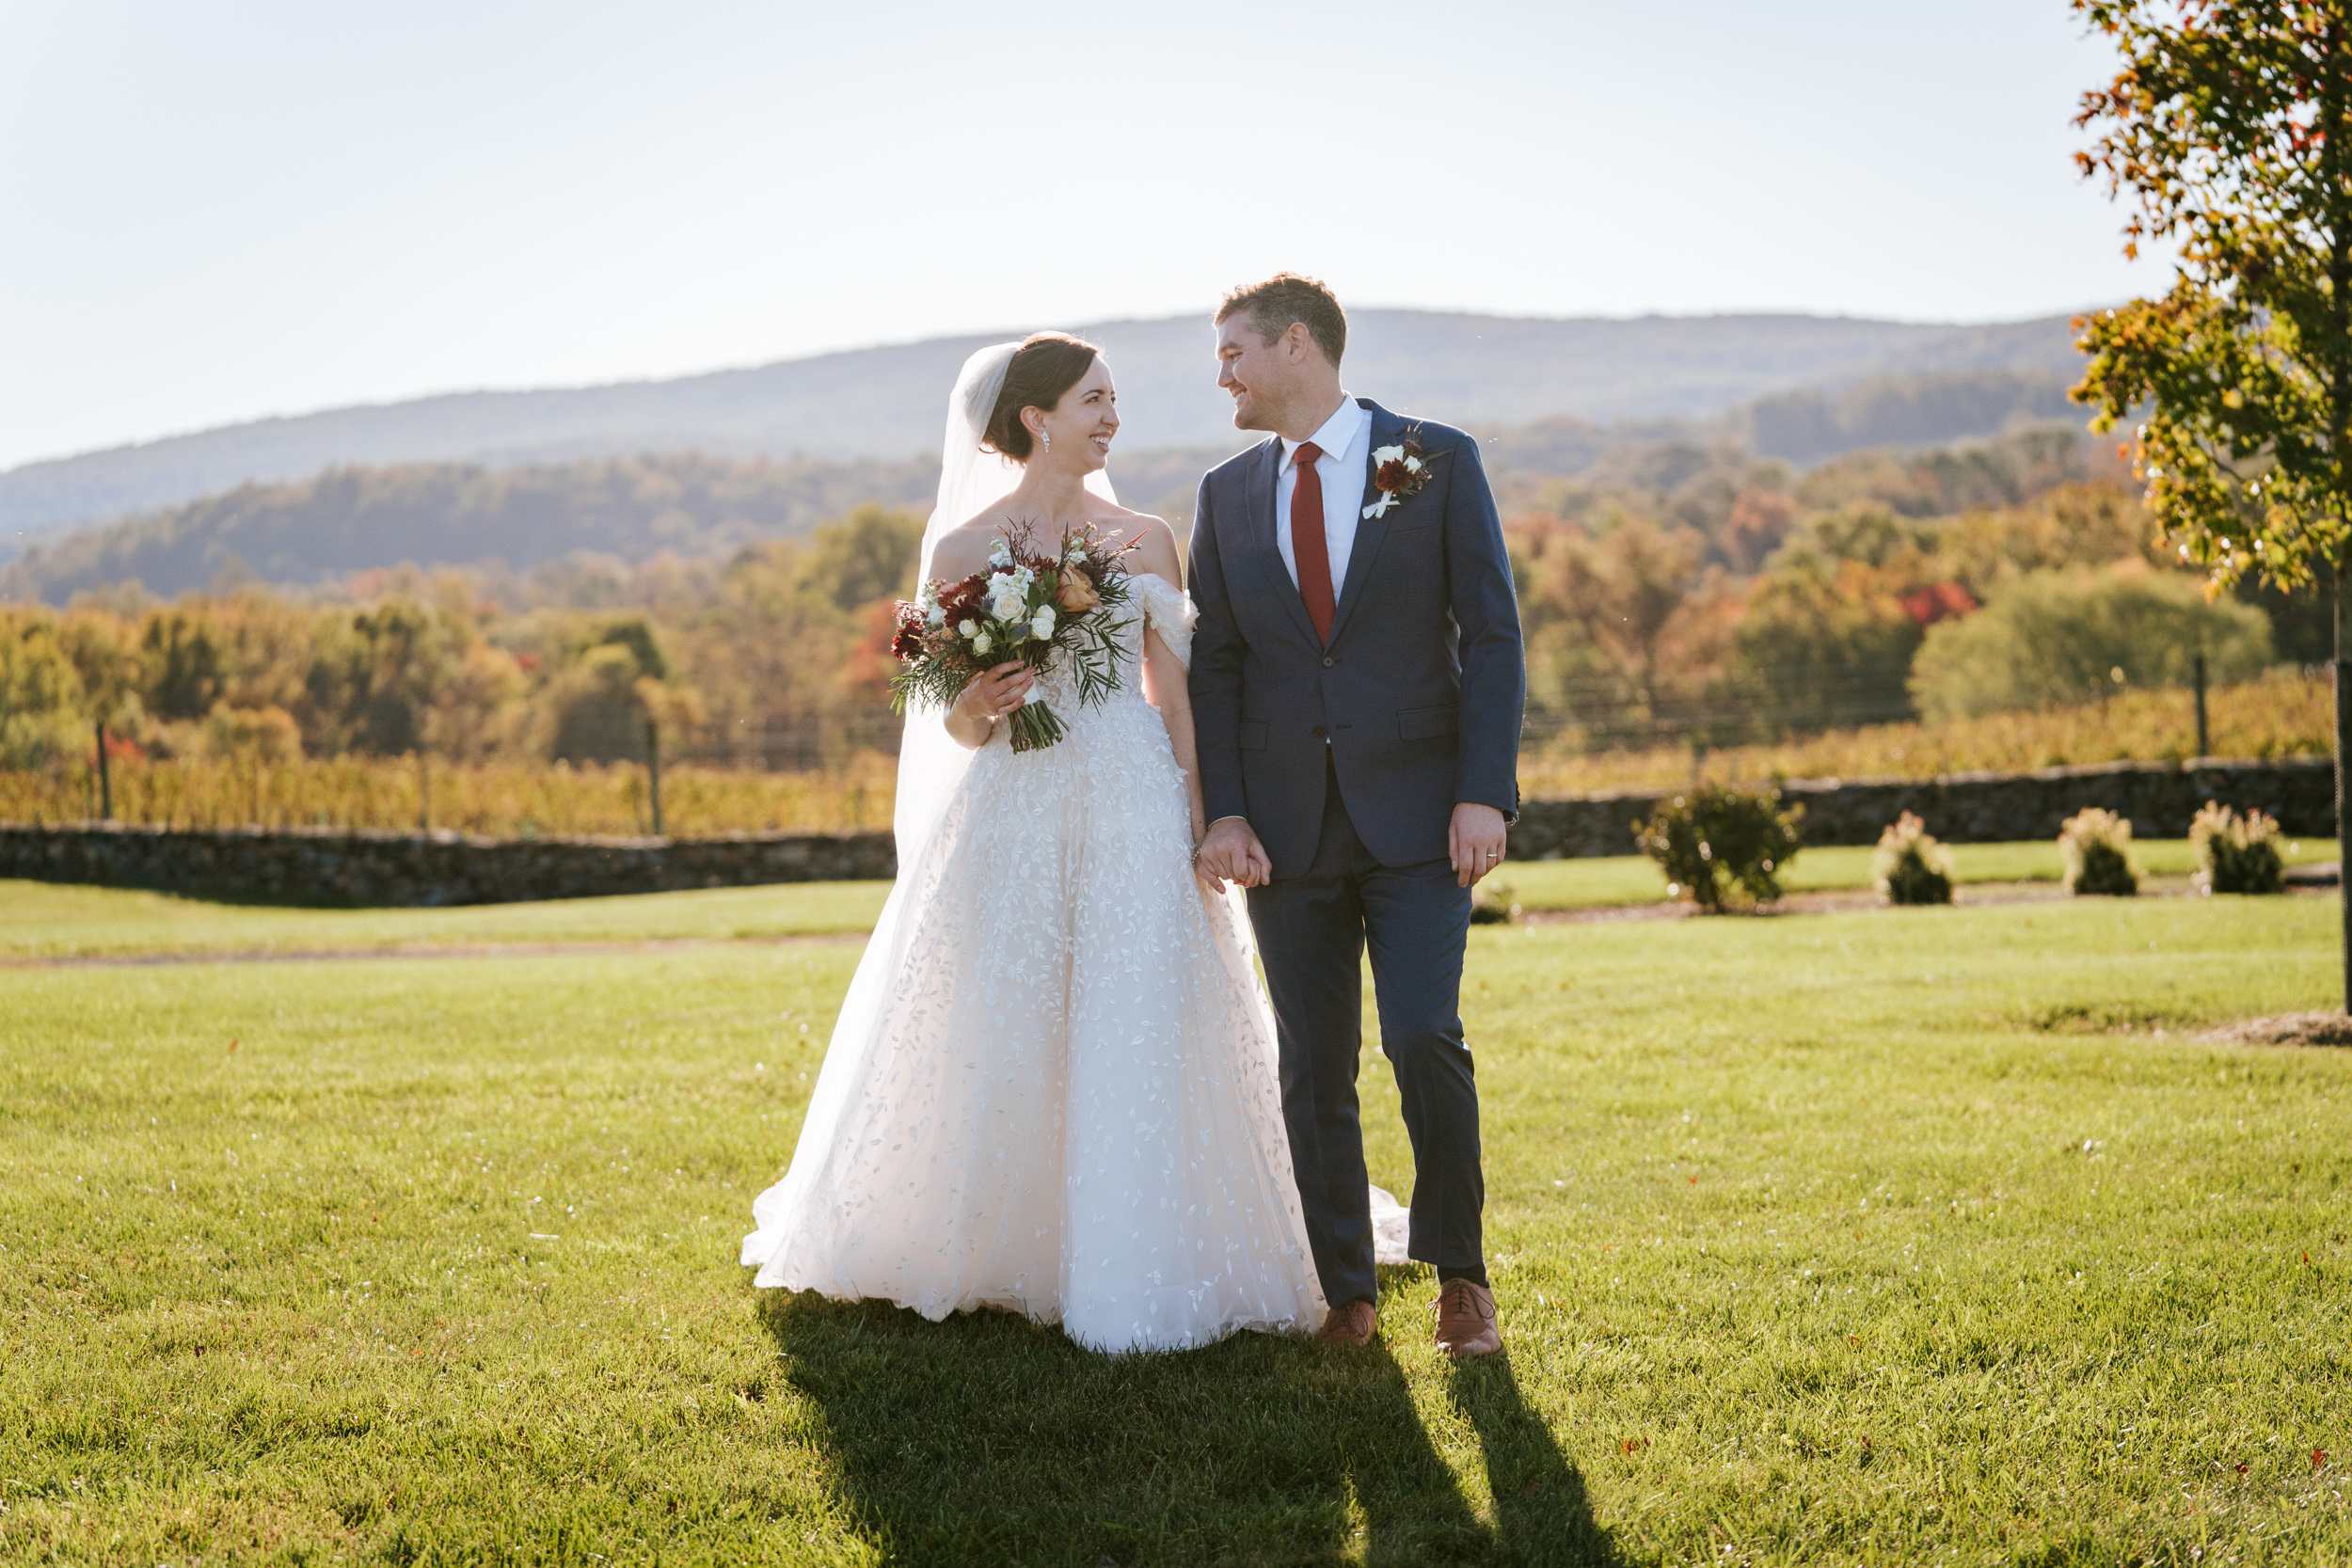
left=94, top=721, right=113, bottom=822
left=2193, top=649, right=2210, bottom=758
left=645, top=718, right=663, bottom=838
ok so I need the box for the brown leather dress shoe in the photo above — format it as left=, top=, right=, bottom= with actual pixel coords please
left=1316, top=1298, right=1377, bottom=1346
left=1434, top=1278, right=1502, bottom=1359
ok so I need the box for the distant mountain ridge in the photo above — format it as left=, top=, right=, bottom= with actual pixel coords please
left=0, top=308, right=2090, bottom=544
left=0, top=371, right=2097, bottom=607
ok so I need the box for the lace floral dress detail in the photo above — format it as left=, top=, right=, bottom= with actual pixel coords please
left=742, top=572, right=1327, bottom=1352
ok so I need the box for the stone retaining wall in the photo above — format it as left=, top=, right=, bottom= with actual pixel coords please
left=0, top=822, right=895, bottom=907
left=1505, top=756, right=2337, bottom=861
left=1, top=756, right=2333, bottom=905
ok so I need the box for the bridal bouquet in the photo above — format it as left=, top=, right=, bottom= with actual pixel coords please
left=888, top=524, right=1136, bottom=752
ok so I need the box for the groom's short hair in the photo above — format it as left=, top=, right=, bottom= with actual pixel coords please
left=1217, top=273, right=1346, bottom=368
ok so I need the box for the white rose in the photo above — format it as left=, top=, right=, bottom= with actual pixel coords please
left=1371, top=444, right=1405, bottom=465
left=927, top=605, right=946, bottom=626
left=972, top=631, right=992, bottom=656
left=1030, top=606, right=1056, bottom=640
left=958, top=618, right=978, bottom=638
left=990, top=590, right=1026, bottom=622
left=1404, top=455, right=1423, bottom=473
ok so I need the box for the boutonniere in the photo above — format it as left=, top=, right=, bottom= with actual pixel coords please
left=1363, top=435, right=1437, bottom=520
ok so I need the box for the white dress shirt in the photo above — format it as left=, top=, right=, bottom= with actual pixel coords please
left=1275, top=394, right=1372, bottom=594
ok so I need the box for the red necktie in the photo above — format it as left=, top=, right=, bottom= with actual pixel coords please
left=1291, top=440, right=1335, bottom=644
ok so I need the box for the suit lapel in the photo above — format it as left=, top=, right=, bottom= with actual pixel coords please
left=1246, top=436, right=1322, bottom=647
left=1326, top=400, right=1405, bottom=648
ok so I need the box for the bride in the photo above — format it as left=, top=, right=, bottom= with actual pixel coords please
left=742, top=332, right=1328, bottom=1353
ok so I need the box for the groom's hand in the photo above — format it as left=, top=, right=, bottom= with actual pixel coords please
left=1450, top=803, right=1508, bottom=888
left=1196, top=816, right=1273, bottom=891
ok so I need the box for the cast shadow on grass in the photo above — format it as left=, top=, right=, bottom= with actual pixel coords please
left=1444, top=1353, right=1618, bottom=1566
left=757, top=1279, right=1625, bottom=1566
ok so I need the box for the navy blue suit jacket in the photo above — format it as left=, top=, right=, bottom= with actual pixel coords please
left=1187, top=399, right=1527, bottom=879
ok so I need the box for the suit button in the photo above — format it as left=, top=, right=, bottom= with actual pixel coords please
left=1321, top=656, right=1336, bottom=668
left=1312, top=725, right=1327, bottom=738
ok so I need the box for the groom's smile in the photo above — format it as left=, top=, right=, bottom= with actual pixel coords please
left=1214, top=316, right=1271, bottom=430
left=1213, top=306, right=1335, bottom=438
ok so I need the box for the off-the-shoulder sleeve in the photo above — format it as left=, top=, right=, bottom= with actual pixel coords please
left=1131, top=571, right=1198, bottom=670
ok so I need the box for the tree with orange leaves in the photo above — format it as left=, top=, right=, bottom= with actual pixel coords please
left=2071, top=0, right=2352, bottom=1007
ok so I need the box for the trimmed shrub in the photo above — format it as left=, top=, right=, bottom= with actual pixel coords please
left=1872, top=812, right=1954, bottom=905
left=2190, top=801, right=2285, bottom=895
left=1634, top=784, right=1804, bottom=911
left=1470, top=879, right=1520, bottom=925
left=2060, top=807, right=2138, bottom=896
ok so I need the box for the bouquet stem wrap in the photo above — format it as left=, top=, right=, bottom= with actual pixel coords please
left=1005, top=695, right=1066, bottom=753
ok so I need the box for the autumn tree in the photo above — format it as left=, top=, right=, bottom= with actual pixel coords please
left=0, top=612, right=90, bottom=767
left=1729, top=561, right=1926, bottom=735
left=1910, top=565, right=2274, bottom=720
left=1534, top=518, right=1741, bottom=747
left=56, top=610, right=144, bottom=738
left=536, top=615, right=676, bottom=764
left=2071, top=0, right=2352, bottom=1006
left=1546, top=520, right=1702, bottom=709
left=138, top=609, right=226, bottom=721
left=802, top=502, right=925, bottom=611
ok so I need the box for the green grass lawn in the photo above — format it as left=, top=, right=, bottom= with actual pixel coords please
left=0, top=878, right=895, bottom=958
left=3, top=884, right=2348, bottom=1563
left=2, top=835, right=2334, bottom=960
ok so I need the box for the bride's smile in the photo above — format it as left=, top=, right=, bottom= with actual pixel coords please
left=1029, top=357, right=1120, bottom=474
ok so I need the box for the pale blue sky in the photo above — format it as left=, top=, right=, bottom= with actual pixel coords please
left=0, top=1, right=2162, bottom=469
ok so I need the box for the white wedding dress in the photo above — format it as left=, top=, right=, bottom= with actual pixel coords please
left=742, top=569, right=1330, bottom=1353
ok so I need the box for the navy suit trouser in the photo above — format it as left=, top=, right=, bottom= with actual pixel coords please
left=1247, top=754, right=1485, bottom=1307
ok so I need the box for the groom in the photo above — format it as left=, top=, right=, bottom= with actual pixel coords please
left=1188, top=274, right=1526, bottom=1358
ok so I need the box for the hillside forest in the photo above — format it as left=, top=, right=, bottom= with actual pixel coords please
left=0, top=370, right=2095, bottom=607
left=0, top=427, right=2331, bottom=833
left=0, top=309, right=2083, bottom=541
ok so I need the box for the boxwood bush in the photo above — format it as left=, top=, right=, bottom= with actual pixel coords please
left=1634, top=784, right=1804, bottom=912
left=1470, top=878, right=1520, bottom=925
left=2060, top=807, right=2138, bottom=896
left=2190, top=801, right=2285, bottom=895
left=1872, top=812, right=1954, bottom=905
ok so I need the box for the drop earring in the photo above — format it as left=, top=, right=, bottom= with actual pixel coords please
left=1041, top=429, right=1051, bottom=451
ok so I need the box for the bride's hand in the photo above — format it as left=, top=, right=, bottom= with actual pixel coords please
left=956, top=661, right=1034, bottom=724
left=944, top=661, right=1034, bottom=748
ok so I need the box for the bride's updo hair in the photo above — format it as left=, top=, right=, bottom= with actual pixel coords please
left=983, top=331, right=1102, bottom=461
